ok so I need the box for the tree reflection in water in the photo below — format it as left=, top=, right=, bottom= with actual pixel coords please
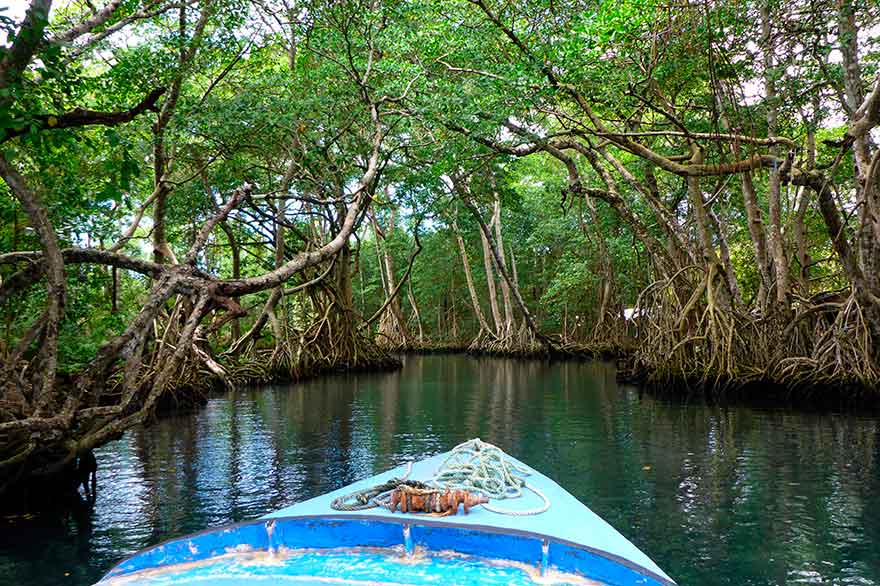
left=0, top=355, right=877, bottom=586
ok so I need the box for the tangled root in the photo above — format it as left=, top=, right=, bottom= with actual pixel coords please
left=620, top=267, right=880, bottom=393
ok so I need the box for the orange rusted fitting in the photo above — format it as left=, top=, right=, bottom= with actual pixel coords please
left=388, top=486, right=489, bottom=516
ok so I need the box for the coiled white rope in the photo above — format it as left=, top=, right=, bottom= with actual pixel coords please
left=430, top=438, right=550, bottom=516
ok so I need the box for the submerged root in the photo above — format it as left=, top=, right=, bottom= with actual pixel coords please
left=464, top=323, right=545, bottom=357
left=225, top=308, right=399, bottom=386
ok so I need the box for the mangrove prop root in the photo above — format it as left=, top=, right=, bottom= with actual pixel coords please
left=618, top=267, right=879, bottom=391
left=0, top=269, right=398, bottom=501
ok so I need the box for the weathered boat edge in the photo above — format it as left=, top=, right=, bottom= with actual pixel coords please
left=99, top=513, right=676, bottom=586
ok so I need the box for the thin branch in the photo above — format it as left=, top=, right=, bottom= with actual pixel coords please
left=183, top=183, right=252, bottom=265
left=361, top=220, right=423, bottom=327
left=595, top=130, right=797, bottom=148
left=1, top=88, right=166, bottom=144
left=49, top=0, right=123, bottom=44
left=63, top=1, right=193, bottom=60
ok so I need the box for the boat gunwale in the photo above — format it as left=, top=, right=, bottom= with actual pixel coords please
left=101, top=512, right=676, bottom=586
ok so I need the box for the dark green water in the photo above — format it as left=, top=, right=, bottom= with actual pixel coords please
left=1, top=355, right=878, bottom=586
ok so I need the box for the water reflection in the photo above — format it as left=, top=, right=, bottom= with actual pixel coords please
left=0, top=355, right=878, bottom=586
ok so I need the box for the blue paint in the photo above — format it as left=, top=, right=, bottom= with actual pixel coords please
left=410, top=524, right=542, bottom=566
left=102, top=547, right=578, bottom=586
left=551, top=541, right=667, bottom=586
left=98, top=449, right=676, bottom=586
left=264, top=450, right=672, bottom=582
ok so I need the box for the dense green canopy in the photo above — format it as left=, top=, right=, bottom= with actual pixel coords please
left=1, top=0, right=879, bottom=492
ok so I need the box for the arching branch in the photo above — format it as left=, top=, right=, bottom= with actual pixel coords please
left=0, top=88, right=166, bottom=144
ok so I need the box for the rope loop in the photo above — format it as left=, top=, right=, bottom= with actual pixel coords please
left=329, top=444, right=551, bottom=516
left=430, top=438, right=550, bottom=515
left=331, top=461, right=416, bottom=511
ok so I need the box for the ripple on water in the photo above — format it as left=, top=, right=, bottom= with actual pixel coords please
left=1, top=355, right=879, bottom=586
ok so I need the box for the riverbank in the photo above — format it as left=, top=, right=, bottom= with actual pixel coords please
left=385, top=337, right=626, bottom=360
left=388, top=337, right=880, bottom=409
left=217, top=339, right=880, bottom=412
left=11, top=335, right=877, bottom=512
left=618, top=367, right=880, bottom=412
left=0, top=346, right=402, bottom=512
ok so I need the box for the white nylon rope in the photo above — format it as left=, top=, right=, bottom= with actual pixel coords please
left=430, top=438, right=550, bottom=516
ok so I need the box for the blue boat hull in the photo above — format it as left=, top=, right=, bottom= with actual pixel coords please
left=98, top=448, right=676, bottom=585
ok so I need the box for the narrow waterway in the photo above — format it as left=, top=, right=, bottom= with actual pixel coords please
left=1, top=355, right=878, bottom=586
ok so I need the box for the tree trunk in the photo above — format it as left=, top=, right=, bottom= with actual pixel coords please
left=370, top=205, right=411, bottom=345
left=219, top=221, right=241, bottom=340
left=686, top=147, right=732, bottom=308
left=837, top=0, right=872, bottom=174
left=580, top=187, right=619, bottom=331
left=450, top=274, right=459, bottom=340
left=576, top=145, right=678, bottom=277
left=452, top=215, right=491, bottom=334
left=0, top=155, right=65, bottom=412
left=407, top=279, right=424, bottom=344
left=460, top=190, right=555, bottom=350
left=266, top=199, right=288, bottom=347
left=480, top=218, right=503, bottom=334
left=761, top=2, right=791, bottom=307
left=836, top=0, right=880, bottom=299
left=794, top=110, right=818, bottom=294
left=509, top=244, right=521, bottom=304
left=709, top=208, right=744, bottom=307
left=110, top=265, right=119, bottom=314
left=490, top=188, right=516, bottom=336
left=717, top=82, right=772, bottom=311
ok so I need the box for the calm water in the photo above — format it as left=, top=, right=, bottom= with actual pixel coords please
left=1, top=355, right=879, bottom=586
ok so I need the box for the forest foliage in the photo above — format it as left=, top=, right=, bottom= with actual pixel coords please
left=1, top=0, right=879, bottom=493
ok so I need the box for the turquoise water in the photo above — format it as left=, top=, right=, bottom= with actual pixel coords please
left=1, top=354, right=878, bottom=585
